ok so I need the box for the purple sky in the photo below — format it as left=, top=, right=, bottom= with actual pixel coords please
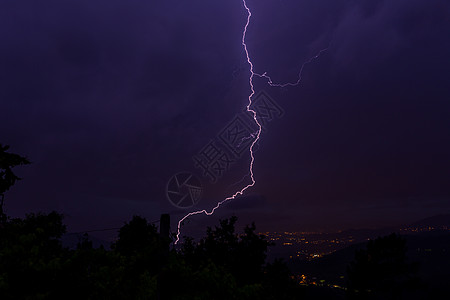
left=1, top=0, right=450, bottom=237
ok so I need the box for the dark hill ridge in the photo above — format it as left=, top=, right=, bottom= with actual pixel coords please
left=289, top=231, right=450, bottom=299
left=411, top=214, right=450, bottom=227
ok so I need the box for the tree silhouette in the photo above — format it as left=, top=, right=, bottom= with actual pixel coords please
left=0, top=144, right=30, bottom=222
left=113, top=215, right=160, bottom=255
left=111, top=215, right=162, bottom=299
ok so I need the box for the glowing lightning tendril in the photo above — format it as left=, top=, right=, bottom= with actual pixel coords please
left=255, top=47, right=329, bottom=87
left=175, top=0, right=257, bottom=244
left=175, top=0, right=328, bottom=244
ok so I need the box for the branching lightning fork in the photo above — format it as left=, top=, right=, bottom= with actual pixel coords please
left=175, top=0, right=257, bottom=244
left=175, top=0, right=327, bottom=244
left=255, top=47, right=328, bottom=87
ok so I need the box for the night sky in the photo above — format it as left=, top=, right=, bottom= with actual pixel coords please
left=1, top=0, right=450, bottom=237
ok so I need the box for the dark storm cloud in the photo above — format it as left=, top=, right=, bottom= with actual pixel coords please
left=1, top=0, right=449, bottom=232
left=248, top=0, right=450, bottom=229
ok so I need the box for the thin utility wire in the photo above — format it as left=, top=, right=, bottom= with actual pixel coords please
left=66, top=219, right=160, bottom=235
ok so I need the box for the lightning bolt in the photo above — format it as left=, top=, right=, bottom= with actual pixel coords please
left=175, top=0, right=257, bottom=244
left=174, top=0, right=328, bottom=244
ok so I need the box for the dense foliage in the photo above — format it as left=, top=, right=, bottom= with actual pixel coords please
left=0, top=213, right=299, bottom=299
